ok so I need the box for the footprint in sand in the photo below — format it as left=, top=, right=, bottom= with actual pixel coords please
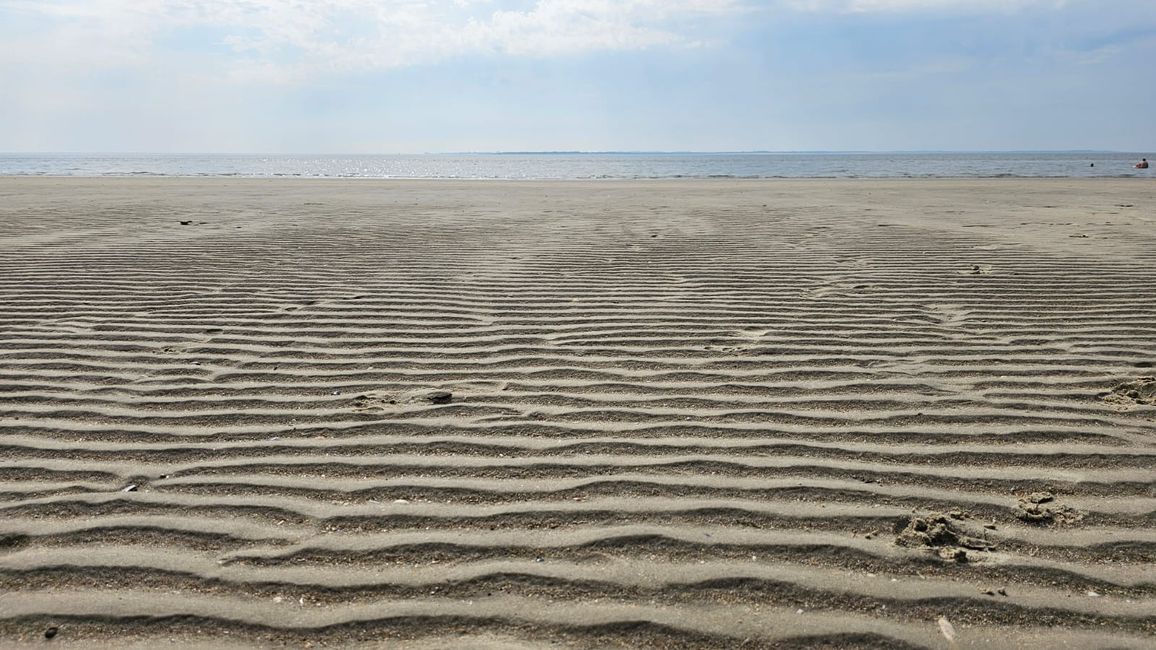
left=1015, top=492, right=1084, bottom=525
left=804, top=286, right=839, bottom=300
left=353, top=382, right=506, bottom=412
left=353, top=390, right=424, bottom=411
left=714, top=328, right=770, bottom=353
left=893, top=511, right=995, bottom=563
left=804, top=282, right=880, bottom=300
left=735, top=328, right=769, bottom=341
left=1101, top=377, right=1156, bottom=407
left=927, top=303, right=970, bottom=329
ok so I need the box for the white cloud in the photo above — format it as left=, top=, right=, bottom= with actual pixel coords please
left=0, top=0, right=1123, bottom=86
left=785, top=0, right=1070, bottom=13
left=0, top=0, right=747, bottom=81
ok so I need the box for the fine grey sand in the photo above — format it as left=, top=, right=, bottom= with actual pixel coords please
left=0, top=178, right=1154, bottom=649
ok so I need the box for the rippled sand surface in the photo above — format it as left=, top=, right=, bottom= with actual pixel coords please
left=0, top=178, right=1154, bottom=649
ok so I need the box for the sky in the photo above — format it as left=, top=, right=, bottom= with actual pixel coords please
left=1, top=0, right=1154, bottom=153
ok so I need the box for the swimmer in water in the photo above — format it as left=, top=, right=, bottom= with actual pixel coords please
left=1137, top=158, right=1149, bottom=169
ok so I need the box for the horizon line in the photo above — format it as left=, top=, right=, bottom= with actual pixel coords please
left=0, top=149, right=1139, bottom=156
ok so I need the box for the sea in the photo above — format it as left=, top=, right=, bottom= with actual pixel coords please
left=0, top=152, right=1150, bottom=180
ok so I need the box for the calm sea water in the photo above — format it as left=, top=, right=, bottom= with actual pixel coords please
left=0, top=152, right=1150, bottom=179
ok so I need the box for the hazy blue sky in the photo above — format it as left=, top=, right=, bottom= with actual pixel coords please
left=2, top=0, right=1154, bottom=153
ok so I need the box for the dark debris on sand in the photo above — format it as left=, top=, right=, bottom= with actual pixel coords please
left=1101, top=376, right=1156, bottom=406
left=1015, top=492, right=1084, bottom=525
left=893, top=511, right=996, bottom=563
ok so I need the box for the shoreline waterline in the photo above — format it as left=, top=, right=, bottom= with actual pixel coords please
left=1, top=152, right=1152, bottom=180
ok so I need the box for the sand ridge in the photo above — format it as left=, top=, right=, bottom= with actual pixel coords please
left=0, top=178, right=1154, bottom=648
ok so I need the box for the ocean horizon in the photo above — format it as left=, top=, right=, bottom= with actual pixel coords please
left=1, top=151, right=1151, bottom=180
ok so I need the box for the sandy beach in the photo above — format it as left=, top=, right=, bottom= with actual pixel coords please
left=0, top=177, right=1153, bottom=649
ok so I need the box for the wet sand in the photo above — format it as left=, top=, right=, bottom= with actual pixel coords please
left=0, top=178, right=1154, bottom=648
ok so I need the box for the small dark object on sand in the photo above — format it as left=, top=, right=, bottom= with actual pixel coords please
left=426, top=391, right=453, bottom=405
left=179, top=220, right=193, bottom=225
left=44, top=627, right=58, bottom=639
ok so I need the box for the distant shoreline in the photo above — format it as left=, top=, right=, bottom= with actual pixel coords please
left=1, top=151, right=1149, bottom=180
left=1, top=174, right=1151, bottom=183
left=0, top=149, right=1140, bottom=155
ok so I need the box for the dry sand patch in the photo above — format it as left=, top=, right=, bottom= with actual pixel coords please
left=0, top=178, right=1154, bottom=648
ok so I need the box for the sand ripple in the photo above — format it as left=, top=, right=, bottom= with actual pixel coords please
left=0, top=178, right=1154, bottom=648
